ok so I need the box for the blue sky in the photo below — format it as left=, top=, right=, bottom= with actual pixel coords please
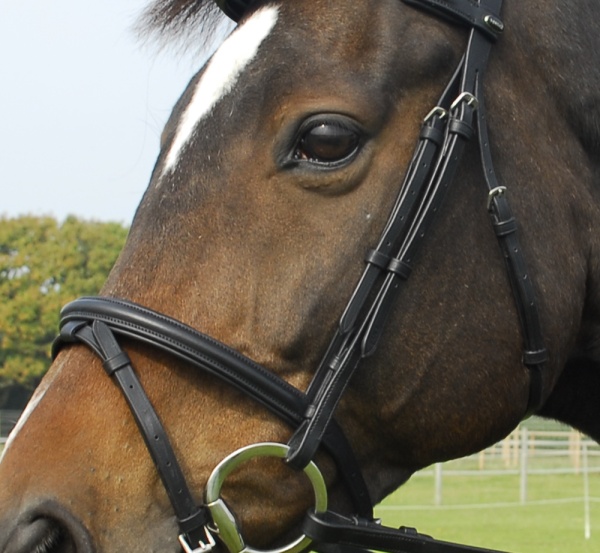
left=1, top=0, right=230, bottom=224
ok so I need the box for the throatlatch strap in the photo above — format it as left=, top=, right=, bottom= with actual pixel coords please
left=476, top=80, right=548, bottom=414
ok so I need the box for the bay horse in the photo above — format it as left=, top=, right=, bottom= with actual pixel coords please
left=2, top=0, right=600, bottom=552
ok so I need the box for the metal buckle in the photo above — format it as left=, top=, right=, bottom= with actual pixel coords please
left=178, top=527, right=217, bottom=553
left=487, top=186, right=507, bottom=211
left=423, top=106, right=448, bottom=123
left=450, top=92, right=479, bottom=111
left=204, top=442, right=328, bottom=553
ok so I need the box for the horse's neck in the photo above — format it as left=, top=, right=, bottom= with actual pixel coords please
left=513, top=2, right=600, bottom=162
left=517, top=3, right=600, bottom=441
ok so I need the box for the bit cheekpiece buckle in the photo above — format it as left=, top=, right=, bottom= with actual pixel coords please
left=179, top=528, right=217, bottom=553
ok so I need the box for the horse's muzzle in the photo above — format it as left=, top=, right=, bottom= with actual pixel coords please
left=0, top=500, right=94, bottom=553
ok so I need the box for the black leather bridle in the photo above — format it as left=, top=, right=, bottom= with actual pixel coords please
left=52, top=1, right=547, bottom=553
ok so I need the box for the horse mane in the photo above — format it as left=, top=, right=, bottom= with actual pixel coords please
left=137, top=0, right=233, bottom=53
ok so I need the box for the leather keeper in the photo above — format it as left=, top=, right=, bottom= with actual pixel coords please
left=387, top=258, right=412, bottom=280
left=178, top=508, right=210, bottom=535
left=523, top=348, right=548, bottom=366
left=365, top=249, right=390, bottom=269
left=493, top=217, right=517, bottom=237
left=448, top=118, right=475, bottom=141
left=103, top=352, right=132, bottom=376
left=420, top=124, right=444, bottom=146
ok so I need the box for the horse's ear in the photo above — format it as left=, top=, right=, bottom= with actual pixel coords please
left=215, top=0, right=254, bottom=21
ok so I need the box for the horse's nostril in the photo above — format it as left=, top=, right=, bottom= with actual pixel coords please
left=4, top=517, right=65, bottom=553
left=2, top=502, right=94, bottom=553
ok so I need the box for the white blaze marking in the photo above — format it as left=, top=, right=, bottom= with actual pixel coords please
left=0, top=376, right=53, bottom=461
left=162, top=5, right=279, bottom=174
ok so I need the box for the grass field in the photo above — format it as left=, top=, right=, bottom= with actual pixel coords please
left=375, top=470, right=600, bottom=553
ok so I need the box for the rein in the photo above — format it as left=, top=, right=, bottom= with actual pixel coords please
left=52, top=1, right=547, bottom=553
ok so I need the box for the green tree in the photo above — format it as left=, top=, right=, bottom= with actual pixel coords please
left=0, top=215, right=128, bottom=405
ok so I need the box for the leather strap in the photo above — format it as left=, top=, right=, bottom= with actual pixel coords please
left=337, top=62, right=463, bottom=339
left=287, top=65, right=463, bottom=471
left=402, top=0, right=504, bottom=41
left=58, top=319, right=210, bottom=547
left=303, top=511, right=510, bottom=553
left=475, top=78, right=548, bottom=414
left=286, top=4, right=501, bottom=470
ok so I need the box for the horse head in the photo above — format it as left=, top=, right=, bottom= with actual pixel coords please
left=2, top=1, right=600, bottom=552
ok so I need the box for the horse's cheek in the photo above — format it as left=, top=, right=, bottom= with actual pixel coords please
left=0, top=349, right=178, bottom=550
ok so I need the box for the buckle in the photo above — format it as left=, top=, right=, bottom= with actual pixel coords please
left=423, top=106, right=448, bottom=123
left=178, top=527, right=217, bottom=553
left=450, top=92, right=479, bottom=111
left=487, top=186, right=507, bottom=211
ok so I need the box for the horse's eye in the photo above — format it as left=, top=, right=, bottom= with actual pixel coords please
left=294, top=121, right=361, bottom=164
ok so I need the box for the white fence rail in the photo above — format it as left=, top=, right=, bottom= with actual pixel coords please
left=429, top=428, right=600, bottom=503
left=401, top=426, right=600, bottom=539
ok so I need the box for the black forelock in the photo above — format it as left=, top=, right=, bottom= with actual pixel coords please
left=137, top=0, right=229, bottom=51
